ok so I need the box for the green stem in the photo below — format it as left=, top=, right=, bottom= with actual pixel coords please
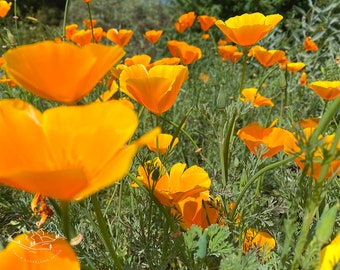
left=231, top=154, right=298, bottom=221
left=91, top=194, right=123, bottom=270
left=60, top=201, right=70, bottom=241
left=62, top=0, right=70, bottom=40
left=238, top=47, right=249, bottom=96
left=86, top=2, right=95, bottom=43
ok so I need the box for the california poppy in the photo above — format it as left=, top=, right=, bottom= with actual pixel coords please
left=124, top=54, right=152, bottom=67
left=143, top=30, right=163, bottom=44
left=119, top=64, right=188, bottom=115
left=0, top=0, right=11, bottom=18
left=320, top=232, right=340, bottom=270
left=137, top=157, right=211, bottom=206
left=3, top=41, right=125, bottom=104
left=148, top=57, right=181, bottom=68
left=174, top=11, right=196, bottom=33
left=146, top=133, right=179, bottom=154
left=197, top=15, right=217, bottom=31
left=65, top=24, right=78, bottom=40
left=243, top=229, right=276, bottom=258
left=300, top=71, right=307, bottom=86
left=83, top=19, right=97, bottom=29
left=280, top=62, right=305, bottom=72
left=218, top=45, right=243, bottom=63
left=237, top=122, right=293, bottom=158
left=0, top=230, right=80, bottom=269
left=308, top=80, right=340, bottom=100
left=167, top=40, right=202, bottom=65
left=251, top=47, right=286, bottom=67
left=106, top=28, right=133, bottom=47
left=174, top=191, right=221, bottom=230
left=215, top=13, right=283, bottom=47
left=240, top=88, right=274, bottom=107
left=70, top=29, right=92, bottom=46
left=303, top=36, right=318, bottom=51
left=0, top=98, right=159, bottom=201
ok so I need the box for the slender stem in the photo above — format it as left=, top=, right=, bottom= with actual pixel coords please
left=86, top=2, right=95, bottom=43
left=60, top=201, right=70, bottom=241
left=231, top=154, right=298, bottom=220
left=238, top=47, right=249, bottom=96
left=91, top=194, right=123, bottom=270
left=62, top=0, right=70, bottom=40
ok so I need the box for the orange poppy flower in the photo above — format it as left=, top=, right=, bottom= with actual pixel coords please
left=308, top=80, right=340, bottom=100
left=65, top=24, right=78, bottom=40
left=174, top=11, right=196, bottom=33
left=243, top=229, right=276, bottom=257
left=215, top=13, right=283, bottom=47
left=240, top=88, right=274, bottom=107
left=146, top=133, right=179, bottom=154
left=320, top=232, right=340, bottom=270
left=0, top=0, right=11, bottom=18
left=137, top=157, right=211, bottom=206
left=174, top=191, right=221, bottom=230
left=106, top=28, right=133, bottom=47
left=0, top=98, right=160, bottom=200
left=280, top=62, right=305, bottom=72
left=124, top=54, right=152, bottom=67
left=284, top=127, right=340, bottom=180
left=83, top=0, right=90, bottom=3
left=251, top=47, right=286, bottom=67
left=167, top=40, right=202, bottom=65
left=296, top=117, right=319, bottom=129
left=201, top=33, right=210, bottom=40
left=83, top=19, right=97, bottom=29
left=300, top=71, right=307, bottom=86
left=217, top=39, right=228, bottom=45
left=0, top=230, right=80, bottom=269
left=148, top=57, right=181, bottom=68
left=237, top=122, right=293, bottom=158
left=197, top=15, right=217, bottom=31
left=3, top=41, right=125, bottom=104
left=70, top=29, right=92, bottom=46
left=143, top=30, right=163, bottom=44
left=303, top=36, right=318, bottom=51
left=119, top=64, right=188, bottom=115
left=218, top=45, right=243, bottom=63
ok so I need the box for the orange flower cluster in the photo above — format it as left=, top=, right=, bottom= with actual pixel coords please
left=167, top=40, right=202, bottom=65
left=65, top=22, right=106, bottom=46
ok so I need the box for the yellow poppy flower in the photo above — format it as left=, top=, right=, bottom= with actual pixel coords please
left=303, top=36, right=318, bottom=51
left=0, top=230, right=80, bottom=269
left=240, top=88, right=274, bottom=107
left=124, top=54, right=152, bottom=67
left=137, top=157, right=211, bottom=206
left=148, top=57, right=181, bottom=69
left=146, top=133, right=179, bottom=154
left=106, top=28, right=133, bottom=47
left=197, top=15, right=217, bottom=31
left=308, top=80, right=340, bottom=100
left=0, top=0, right=11, bottom=18
left=215, top=13, right=283, bottom=47
left=143, top=30, right=163, bottom=44
left=3, top=41, right=125, bottom=104
left=237, top=122, right=293, bottom=158
left=243, top=229, right=276, bottom=258
left=280, top=61, right=305, bottom=72
left=0, top=98, right=160, bottom=201
left=119, top=64, right=188, bottom=115
left=320, top=232, right=340, bottom=270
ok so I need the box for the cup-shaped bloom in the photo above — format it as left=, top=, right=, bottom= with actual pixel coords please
left=3, top=41, right=125, bottom=104
left=65, top=24, right=79, bottom=40
left=237, top=122, right=293, bottom=158
left=106, top=28, right=133, bottom=47
left=70, top=29, right=92, bottom=46
left=0, top=0, right=11, bottom=18
left=284, top=128, right=340, bottom=180
left=167, top=40, right=202, bottom=65
left=0, top=98, right=159, bottom=201
left=243, top=229, right=276, bottom=258
left=119, top=64, right=189, bottom=115
left=146, top=133, right=179, bottom=154
left=240, top=88, right=274, bottom=107
left=143, top=30, right=163, bottom=44
left=0, top=230, right=80, bottom=269
left=320, top=232, right=340, bottom=270
left=280, top=61, right=305, bottom=72
left=218, top=45, right=243, bottom=63
left=174, top=11, right=196, bottom=33
left=215, top=13, right=283, bottom=47
left=197, top=15, right=217, bottom=31
left=137, top=157, right=211, bottom=206
left=303, top=36, right=318, bottom=51
left=300, top=71, right=307, bottom=86
left=252, top=47, right=286, bottom=67
left=308, top=81, right=340, bottom=100
left=174, top=191, right=221, bottom=230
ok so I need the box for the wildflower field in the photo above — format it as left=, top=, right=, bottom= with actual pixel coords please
left=0, top=0, right=339, bottom=269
